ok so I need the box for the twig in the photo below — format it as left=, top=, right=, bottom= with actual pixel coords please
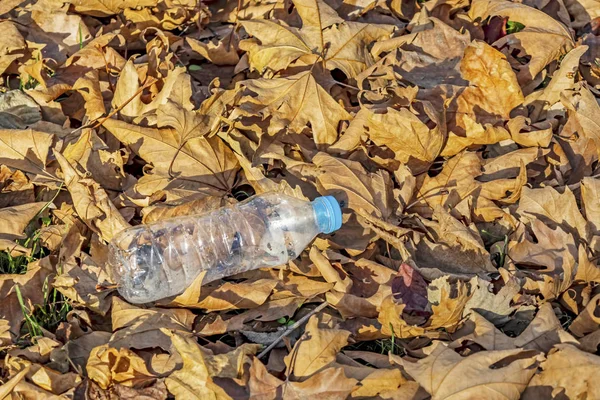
left=257, top=301, right=329, bottom=359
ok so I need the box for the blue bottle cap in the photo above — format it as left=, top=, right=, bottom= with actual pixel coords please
left=312, top=196, right=343, bottom=234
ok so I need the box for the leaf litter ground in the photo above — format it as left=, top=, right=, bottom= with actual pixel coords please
left=0, top=0, right=599, bottom=398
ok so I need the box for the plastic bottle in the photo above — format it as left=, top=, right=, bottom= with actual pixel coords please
left=108, top=193, right=343, bottom=303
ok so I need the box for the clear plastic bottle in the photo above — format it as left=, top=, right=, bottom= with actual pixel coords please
left=108, top=193, right=342, bottom=303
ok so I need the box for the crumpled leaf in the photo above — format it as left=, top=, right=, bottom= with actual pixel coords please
left=56, top=152, right=130, bottom=242
left=162, top=329, right=247, bottom=399
left=469, top=0, right=574, bottom=87
left=450, top=40, right=525, bottom=133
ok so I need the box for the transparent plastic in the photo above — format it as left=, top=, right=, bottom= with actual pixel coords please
left=108, top=193, right=342, bottom=303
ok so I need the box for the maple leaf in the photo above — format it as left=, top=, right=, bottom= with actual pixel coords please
left=397, top=342, right=541, bottom=400
left=240, top=0, right=394, bottom=77
left=235, top=70, right=351, bottom=145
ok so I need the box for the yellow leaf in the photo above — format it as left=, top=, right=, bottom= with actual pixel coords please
left=284, top=314, right=350, bottom=379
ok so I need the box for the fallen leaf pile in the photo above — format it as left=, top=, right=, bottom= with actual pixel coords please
left=0, top=0, right=599, bottom=398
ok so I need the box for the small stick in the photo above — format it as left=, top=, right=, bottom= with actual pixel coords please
left=257, top=301, right=329, bottom=359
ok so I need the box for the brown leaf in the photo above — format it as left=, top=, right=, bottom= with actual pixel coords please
left=0, top=21, right=25, bottom=76
left=409, top=207, right=497, bottom=276
left=87, top=344, right=157, bottom=390
left=451, top=40, right=524, bottom=133
left=56, top=152, right=130, bottom=242
left=524, top=45, right=588, bottom=122
left=70, top=0, right=158, bottom=17
left=464, top=277, right=520, bottom=325
left=411, top=151, right=482, bottom=218
left=522, top=344, right=600, bottom=400
left=469, top=0, right=574, bottom=87
left=249, top=358, right=358, bottom=400
left=343, top=103, right=445, bottom=173
left=284, top=314, right=350, bottom=379
left=517, top=186, right=588, bottom=242
left=569, top=293, right=600, bottom=337
left=109, top=297, right=195, bottom=352
left=235, top=70, right=352, bottom=145
left=65, top=331, right=112, bottom=375
left=450, top=311, right=518, bottom=350
left=370, top=17, right=471, bottom=88
left=162, top=329, right=235, bottom=399
left=240, top=0, right=393, bottom=77
left=187, top=31, right=239, bottom=66
left=313, top=152, right=392, bottom=218
left=62, top=128, right=126, bottom=191
left=102, top=118, right=239, bottom=199
left=0, top=129, right=55, bottom=181
left=513, top=303, right=579, bottom=352
left=195, top=279, right=279, bottom=311
left=581, top=176, right=600, bottom=233
left=399, top=342, right=541, bottom=400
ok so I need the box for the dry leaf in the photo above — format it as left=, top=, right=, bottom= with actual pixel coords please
left=398, top=342, right=540, bottom=400
left=56, top=152, right=130, bottom=242
left=235, top=70, right=352, bottom=145
left=284, top=314, right=350, bottom=379
left=522, top=344, right=600, bottom=400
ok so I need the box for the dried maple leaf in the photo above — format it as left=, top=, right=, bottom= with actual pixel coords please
left=0, top=21, right=26, bottom=75
left=234, top=70, right=351, bottom=145
left=313, top=152, right=392, bottom=217
left=379, top=276, right=473, bottom=338
left=62, top=129, right=126, bottom=191
left=284, top=314, right=350, bottom=379
left=240, top=0, right=393, bottom=77
left=525, top=45, right=589, bottom=122
left=162, top=329, right=254, bottom=399
left=186, top=29, right=240, bottom=66
left=450, top=40, right=524, bottom=134
left=522, top=344, right=600, bottom=399
left=109, top=297, right=195, bottom=352
left=249, top=359, right=358, bottom=400
left=469, top=0, right=574, bottom=87
left=102, top=118, right=239, bottom=199
left=408, top=207, right=497, bottom=276
left=69, top=0, right=159, bottom=17
left=341, top=101, right=445, bottom=174
left=464, top=277, right=520, bottom=326
left=396, top=342, right=541, bottom=400
left=0, top=129, right=55, bottom=182
left=581, top=177, right=600, bottom=233
left=569, top=293, right=600, bottom=337
left=56, top=152, right=130, bottom=242
left=517, top=186, right=588, bottom=242
left=86, top=344, right=157, bottom=389
left=411, top=151, right=482, bottom=218
left=369, top=17, right=471, bottom=88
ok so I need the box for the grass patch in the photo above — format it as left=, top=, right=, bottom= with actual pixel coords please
left=15, top=276, right=71, bottom=340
